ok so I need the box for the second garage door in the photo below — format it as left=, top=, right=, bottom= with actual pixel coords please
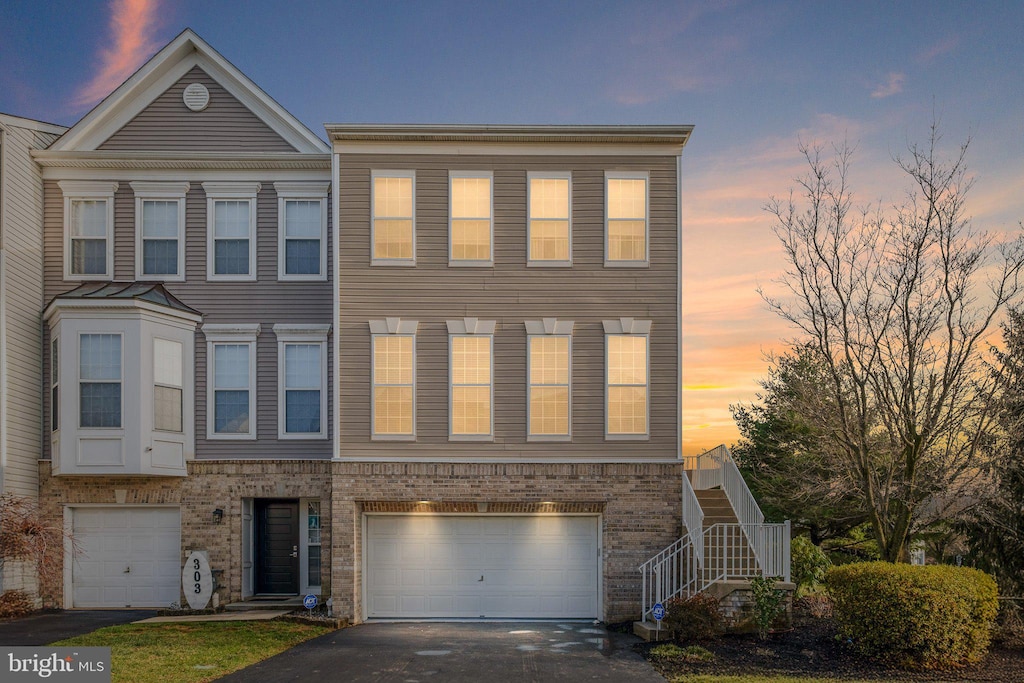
left=365, top=515, right=599, bottom=619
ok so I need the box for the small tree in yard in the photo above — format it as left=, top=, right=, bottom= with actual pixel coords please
left=961, top=308, right=1024, bottom=597
left=0, top=494, right=71, bottom=616
left=761, top=123, right=1024, bottom=562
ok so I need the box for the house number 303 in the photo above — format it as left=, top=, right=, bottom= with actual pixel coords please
left=194, top=559, right=203, bottom=592
left=183, top=551, right=213, bottom=609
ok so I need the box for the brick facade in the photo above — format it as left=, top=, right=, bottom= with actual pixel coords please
left=40, top=459, right=684, bottom=623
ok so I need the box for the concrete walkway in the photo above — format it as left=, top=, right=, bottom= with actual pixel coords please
left=135, top=610, right=290, bottom=623
left=216, top=621, right=664, bottom=682
left=0, top=610, right=156, bottom=646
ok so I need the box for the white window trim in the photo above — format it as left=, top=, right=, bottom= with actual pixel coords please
left=51, top=335, right=60, bottom=433
left=203, top=323, right=260, bottom=440
left=275, top=181, right=330, bottom=281
left=59, top=180, right=118, bottom=281
left=132, top=181, right=190, bottom=282
left=447, top=318, right=496, bottom=441
left=78, top=331, right=124, bottom=431
left=527, top=171, right=572, bottom=267
left=300, top=498, right=323, bottom=594
left=153, top=336, right=184, bottom=434
left=604, top=171, right=650, bottom=268
left=371, top=170, right=416, bottom=267
left=204, top=182, right=261, bottom=282
left=369, top=318, right=418, bottom=441
left=448, top=171, right=494, bottom=267
left=274, top=324, right=330, bottom=440
left=525, top=319, right=574, bottom=442
left=603, top=317, right=652, bottom=440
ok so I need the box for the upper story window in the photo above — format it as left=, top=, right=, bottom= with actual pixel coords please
left=370, top=318, right=418, bottom=440
left=60, top=181, right=118, bottom=280
left=79, top=333, right=122, bottom=428
left=604, top=318, right=652, bottom=439
left=447, top=318, right=496, bottom=440
left=132, top=181, right=189, bottom=281
left=203, top=182, right=261, bottom=281
left=605, top=172, right=649, bottom=266
left=528, top=173, right=571, bottom=266
left=372, top=171, right=415, bottom=265
left=204, top=324, right=260, bottom=439
left=449, top=172, right=493, bottom=266
left=51, top=337, right=59, bottom=432
left=275, top=324, right=330, bottom=439
left=525, top=319, right=574, bottom=440
left=275, top=182, right=329, bottom=280
left=154, top=338, right=184, bottom=432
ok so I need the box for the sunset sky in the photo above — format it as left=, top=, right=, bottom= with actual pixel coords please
left=3, top=1, right=1022, bottom=454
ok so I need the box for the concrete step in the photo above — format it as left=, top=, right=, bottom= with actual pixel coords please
left=224, top=596, right=303, bottom=612
left=633, top=619, right=671, bottom=642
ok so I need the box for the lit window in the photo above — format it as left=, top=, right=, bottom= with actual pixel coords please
left=373, top=336, right=414, bottom=437
left=154, top=338, right=183, bottom=432
left=204, top=182, right=260, bottom=281
left=204, top=323, right=260, bottom=439
left=606, top=173, right=648, bottom=265
left=606, top=333, right=649, bottom=437
left=276, top=182, right=329, bottom=280
left=528, top=173, right=571, bottom=264
left=133, top=182, right=189, bottom=280
left=448, top=319, right=495, bottom=439
left=372, top=172, right=415, bottom=264
left=529, top=335, right=571, bottom=438
left=275, top=325, right=330, bottom=439
left=80, top=333, right=121, bottom=428
left=449, top=172, right=492, bottom=265
left=60, top=181, right=117, bottom=280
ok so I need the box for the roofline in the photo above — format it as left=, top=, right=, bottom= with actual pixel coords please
left=50, top=28, right=329, bottom=154
left=32, top=150, right=331, bottom=170
left=0, top=112, right=68, bottom=135
left=323, top=124, right=694, bottom=147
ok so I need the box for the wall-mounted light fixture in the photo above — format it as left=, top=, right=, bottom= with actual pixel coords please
left=212, top=508, right=224, bottom=524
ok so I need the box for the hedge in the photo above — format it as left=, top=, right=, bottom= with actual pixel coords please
left=825, top=561, right=998, bottom=669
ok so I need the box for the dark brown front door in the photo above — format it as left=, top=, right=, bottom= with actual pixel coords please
left=255, top=500, right=299, bottom=594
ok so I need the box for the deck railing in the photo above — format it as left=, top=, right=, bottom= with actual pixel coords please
left=640, top=446, right=792, bottom=621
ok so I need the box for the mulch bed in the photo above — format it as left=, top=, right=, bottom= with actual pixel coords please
left=637, top=614, right=1024, bottom=681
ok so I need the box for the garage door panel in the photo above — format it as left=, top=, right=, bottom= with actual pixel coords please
left=366, top=515, right=598, bottom=619
left=72, top=507, right=181, bottom=608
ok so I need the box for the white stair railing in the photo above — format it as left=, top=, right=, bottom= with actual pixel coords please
left=681, top=468, right=704, bottom=567
left=639, top=535, right=697, bottom=621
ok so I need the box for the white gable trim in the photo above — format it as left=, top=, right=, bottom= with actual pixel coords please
left=51, top=29, right=328, bottom=154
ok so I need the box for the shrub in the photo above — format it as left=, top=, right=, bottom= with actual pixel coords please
left=749, top=576, right=787, bottom=639
left=825, top=562, right=999, bottom=669
left=791, top=536, right=831, bottom=592
left=661, top=592, right=724, bottom=643
left=993, top=599, right=1024, bottom=649
left=793, top=593, right=833, bottom=620
left=0, top=590, right=35, bottom=619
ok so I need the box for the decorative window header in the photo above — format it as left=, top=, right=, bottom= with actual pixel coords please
left=525, top=318, right=575, bottom=336
left=602, top=317, right=652, bottom=335
left=446, top=317, right=497, bottom=335
left=369, top=318, right=419, bottom=335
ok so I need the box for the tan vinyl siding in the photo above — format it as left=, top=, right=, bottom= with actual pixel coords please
left=1, top=125, right=60, bottom=498
left=42, top=178, right=333, bottom=460
left=98, top=66, right=297, bottom=152
left=338, top=154, right=679, bottom=460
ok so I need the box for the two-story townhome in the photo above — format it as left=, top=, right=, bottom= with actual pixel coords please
left=35, top=30, right=335, bottom=609
left=326, top=125, right=691, bottom=622
left=0, top=113, right=67, bottom=598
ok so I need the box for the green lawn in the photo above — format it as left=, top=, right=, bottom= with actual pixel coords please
left=670, top=676, right=877, bottom=683
left=53, top=620, right=332, bottom=683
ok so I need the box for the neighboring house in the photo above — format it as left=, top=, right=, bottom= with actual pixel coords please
left=35, top=30, right=334, bottom=609
left=23, top=29, right=786, bottom=625
left=0, top=112, right=67, bottom=597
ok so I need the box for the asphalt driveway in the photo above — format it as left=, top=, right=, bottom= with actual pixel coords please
left=216, top=621, right=664, bottom=682
left=0, top=609, right=156, bottom=646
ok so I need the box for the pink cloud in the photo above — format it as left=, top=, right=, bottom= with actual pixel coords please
left=870, top=72, right=905, bottom=99
left=72, top=0, right=162, bottom=110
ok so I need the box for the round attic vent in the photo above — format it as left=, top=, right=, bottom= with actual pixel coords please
left=182, top=83, right=210, bottom=112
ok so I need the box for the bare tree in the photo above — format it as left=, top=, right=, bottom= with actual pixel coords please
left=761, top=124, right=1024, bottom=561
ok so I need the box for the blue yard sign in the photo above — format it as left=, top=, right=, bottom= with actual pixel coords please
left=303, top=594, right=318, bottom=610
left=652, top=602, right=665, bottom=622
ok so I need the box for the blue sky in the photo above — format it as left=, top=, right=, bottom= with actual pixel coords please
left=2, top=0, right=1022, bottom=451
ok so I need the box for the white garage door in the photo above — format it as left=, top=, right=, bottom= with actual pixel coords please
left=365, top=515, right=599, bottom=619
left=71, top=507, right=181, bottom=608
